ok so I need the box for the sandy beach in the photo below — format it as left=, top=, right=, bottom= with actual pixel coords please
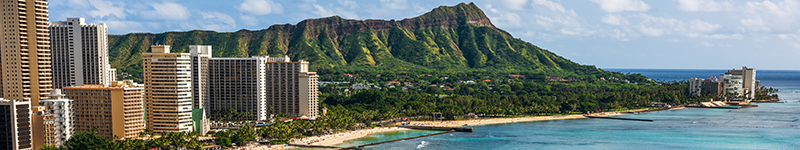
left=250, top=107, right=674, bottom=149
left=296, top=127, right=411, bottom=146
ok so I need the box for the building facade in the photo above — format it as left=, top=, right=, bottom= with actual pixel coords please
left=143, top=45, right=194, bottom=133
left=726, top=67, right=756, bottom=99
left=0, top=98, right=33, bottom=150
left=720, top=74, right=743, bottom=97
left=1, top=0, right=53, bottom=106
left=34, top=89, right=72, bottom=148
left=190, top=45, right=211, bottom=111
left=700, top=80, right=725, bottom=97
left=689, top=78, right=703, bottom=96
left=63, top=81, right=145, bottom=138
left=189, top=45, right=319, bottom=120
left=207, top=57, right=268, bottom=121
left=50, top=18, right=114, bottom=88
left=265, top=56, right=319, bottom=118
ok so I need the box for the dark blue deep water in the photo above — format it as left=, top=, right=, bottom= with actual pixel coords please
left=343, top=69, right=800, bottom=150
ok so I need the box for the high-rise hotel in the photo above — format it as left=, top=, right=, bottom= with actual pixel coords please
left=1, top=0, right=53, bottom=106
left=191, top=46, right=268, bottom=121
left=50, top=18, right=115, bottom=88
left=188, top=45, right=319, bottom=120
left=143, top=45, right=194, bottom=133
left=265, top=56, right=319, bottom=118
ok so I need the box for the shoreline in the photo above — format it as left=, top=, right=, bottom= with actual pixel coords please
left=267, top=107, right=680, bottom=149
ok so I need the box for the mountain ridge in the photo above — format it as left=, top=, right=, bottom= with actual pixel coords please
left=108, top=2, right=596, bottom=81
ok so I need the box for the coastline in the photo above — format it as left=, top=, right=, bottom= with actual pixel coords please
left=263, top=107, right=680, bottom=149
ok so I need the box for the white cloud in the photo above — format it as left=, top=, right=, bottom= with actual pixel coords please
left=380, top=0, right=408, bottom=10
left=700, top=41, right=731, bottom=47
left=310, top=4, right=359, bottom=19
left=532, top=0, right=577, bottom=16
left=337, top=0, right=359, bottom=9
left=141, top=2, right=191, bottom=20
left=487, top=7, right=523, bottom=27
left=601, top=14, right=629, bottom=25
left=87, top=0, right=127, bottom=19
left=239, top=15, right=259, bottom=26
left=631, top=14, right=721, bottom=37
left=686, top=33, right=743, bottom=39
left=688, top=19, right=720, bottom=33
left=502, top=0, right=528, bottom=10
left=676, top=0, right=734, bottom=12
left=590, top=0, right=651, bottom=12
left=740, top=0, right=800, bottom=33
left=100, top=20, right=144, bottom=33
left=611, top=29, right=630, bottom=41
left=237, top=0, right=284, bottom=15
left=700, top=41, right=715, bottom=46
left=197, top=11, right=236, bottom=31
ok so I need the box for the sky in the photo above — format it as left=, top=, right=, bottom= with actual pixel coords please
left=49, top=0, right=800, bottom=70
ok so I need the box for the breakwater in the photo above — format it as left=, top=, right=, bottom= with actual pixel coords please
left=400, top=125, right=473, bottom=132
left=586, top=116, right=654, bottom=122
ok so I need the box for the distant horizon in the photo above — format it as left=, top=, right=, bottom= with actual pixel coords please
left=601, top=68, right=800, bottom=71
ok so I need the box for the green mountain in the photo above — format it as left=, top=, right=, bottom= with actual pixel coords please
left=109, top=2, right=595, bottom=80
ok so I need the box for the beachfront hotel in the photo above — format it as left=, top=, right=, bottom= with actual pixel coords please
left=143, top=45, right=195, bottom=133
left=0, top=98, right=33, bottom=150
left=1, top=0, right=53, bottom=106
left=726, top=67, right=756, bottom=99
left=689, top=67, right=758, bottom=102
left=50, top=18, right=115, bottom=88
left=265, top=56, right=320, bottom=118
left=190, top=45, right=318, bottom=120
left=62, top=81, right=145, bottom=138
left=206, top=55, right=269, bottom=121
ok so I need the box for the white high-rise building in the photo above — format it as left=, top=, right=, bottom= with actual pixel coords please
left=726, top=67, right=756, bottom=99
left=50, top=18, right=115, bottom=88
left=37, top=89, right=73, bottom=147
left=143, top=45, right=194, bottom=133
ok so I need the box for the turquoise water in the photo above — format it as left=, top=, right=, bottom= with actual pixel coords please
left=346, top=69, right=800, bottom=149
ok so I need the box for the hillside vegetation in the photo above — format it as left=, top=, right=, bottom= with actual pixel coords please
left=108, top=3, right=596, bottom=81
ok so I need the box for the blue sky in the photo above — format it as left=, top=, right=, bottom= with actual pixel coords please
left=50, top=0, right=800, bottom=70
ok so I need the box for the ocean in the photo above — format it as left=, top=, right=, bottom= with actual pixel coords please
left=338, top=69, right=800, bottom=150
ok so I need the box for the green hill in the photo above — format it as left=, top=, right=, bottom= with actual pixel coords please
left=109, top=2, right=596, bottom=81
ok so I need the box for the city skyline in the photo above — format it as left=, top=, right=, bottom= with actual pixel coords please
left=49, top=0, right=800, bottom=70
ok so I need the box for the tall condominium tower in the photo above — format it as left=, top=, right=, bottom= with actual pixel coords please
left=63, top=81, right=145, bottom=138
left=726, top=67, right=756, bottom=99
left=50, top=18, right=114, bottom=88
left=189, top=45, right=211, bottom=111
left=191, top=46, right=268, bottom=121
left=208, top=56, right=268, bottom=121
left=190, top=45, right=319, bottom=120
left=33, top=89, right=72, bottom=148
left=265, top=56, right=319, bottom=118
left=0, top=98, right=33, bottom=150
left=143, top=45, right=194, bottom=133
left=1, top=0, right=53, bottom=106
